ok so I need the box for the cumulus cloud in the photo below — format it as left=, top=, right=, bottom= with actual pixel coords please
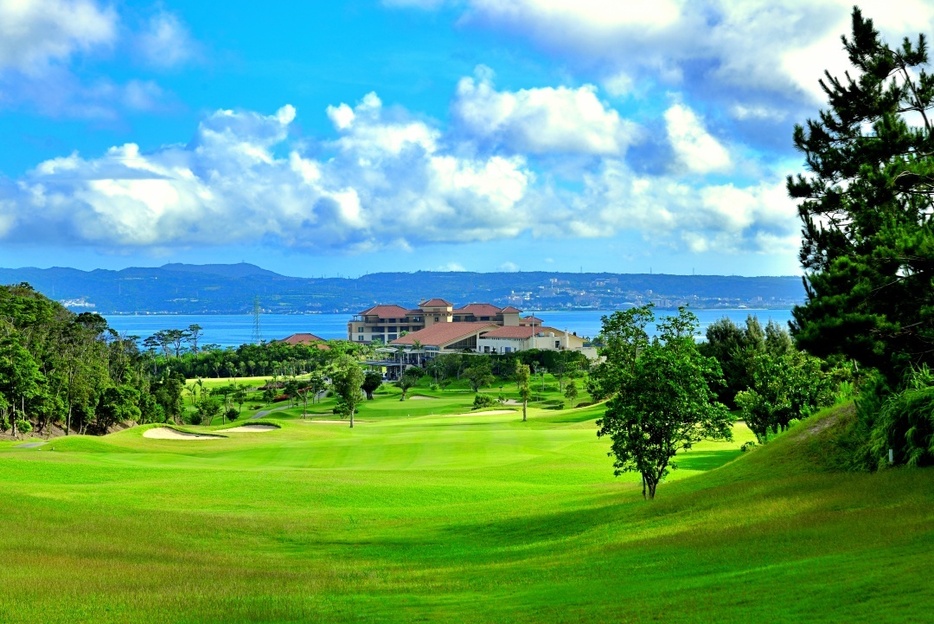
left=453, top=68, right=640, bottom=155
left=546, top=159, right=799, bottom=258
left=0, top=0, right=116, bottom=73
left=395, top=0, right=934, bottom=139
left=664, top=104, right=732, bottom=174
left=9, top=98, right=534, bottom=253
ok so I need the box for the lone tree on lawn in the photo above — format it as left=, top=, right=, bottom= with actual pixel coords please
left=596, top=307, right=732, bottom=499
left=331, top=355, right=364, bottom=428
left=516, top=362, right=531, bottom=422
left=788, top=7, right=934, bottom=384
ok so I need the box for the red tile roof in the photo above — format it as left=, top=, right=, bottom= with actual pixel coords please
left=392, top=322, right=499, bottom=348
left=455, top=303, right=501, bottom=317
left=277, top=332, right=325, bottom=344
left=521, top=315, right=544, bottom=325
left=358, top=304, right=411, bottom=318
left=500, top=306, right=522, bottom=314
left=419, top=298, right=452, bottom=308
left=481, top=326, right=537, bottom=339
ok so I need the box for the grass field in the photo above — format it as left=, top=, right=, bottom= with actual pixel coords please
left=1, top=395, right=932, bottom=623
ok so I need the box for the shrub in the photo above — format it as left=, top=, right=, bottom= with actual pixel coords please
left=188, top=413, right=203, bottom=426
left=226, top=408, right=239, bottom=422
left=740, top=441, right=757, bottom=453
left=15, top=419, right=32, bottom=434
left=472, top=394, right=499, bottom=409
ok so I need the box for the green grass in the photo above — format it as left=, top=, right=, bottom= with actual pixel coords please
left=0, top=399, right=931, bottom=623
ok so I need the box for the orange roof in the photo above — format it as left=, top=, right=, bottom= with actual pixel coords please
left=456, top=303, right=501, bottom=317
left=481, top=326, right=536, bottom=339
left=392, top=322, right=499, bottom=348
left=358, top=304, right=411, bottom=318
left=500, top=306, right=522, bottom=314
left=277, top=332, right=325, bottom=344
left=419, top=298, right=452, bottom=308
left=521, top=315, right=544, bottom=325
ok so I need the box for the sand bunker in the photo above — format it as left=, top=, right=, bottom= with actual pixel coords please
left=143, top=427, right=222, bottom=440
left=224, top=424, right=279, bottom=433
left=407, top=395, right=434, bottom=400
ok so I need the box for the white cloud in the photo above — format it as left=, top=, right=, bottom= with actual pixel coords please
left=136, top=11, right=196, bottom=69
left=0, top=0, right=116, bottom=73
left=10, top=99, right=534, bottom=253
left=548, top=159, right=799, bottom=259
left=407, top=0, right=934, bottom=120
left=453, top=69, right=640, bottom=155
left=499, top=261, right=520, bottom=272
left=664, top=104, right=731, bottom=174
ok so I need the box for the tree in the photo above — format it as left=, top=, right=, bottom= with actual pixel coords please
left=735, top=350, right=832, bottom=443
left=331, top=355, right=364, bottom=428
left=463, top=359, right=494, bottom=393
left=361, top=370, right=382, bottom=400
left=564, top=380, right=578, bottom=406
left=587, top=306, right=653, bottom=401
left=96, top=385, right=142, bottom=432
left=516, top=362, right=531, bottom=422
left=788, top=8, right=934, bottom=384
left=596, top=308, right=732, bottom=499
left=187, top=324, right=203, bottom=353
left=396, top=366, right=422, bottom=401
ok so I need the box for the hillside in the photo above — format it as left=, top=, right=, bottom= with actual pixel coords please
left=0, top=400, right=930, bottom=622
left=0, top=263, right=804, bottom=314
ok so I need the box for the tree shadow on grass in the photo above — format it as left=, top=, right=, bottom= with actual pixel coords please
left=674, top=449, right=742, bottom=472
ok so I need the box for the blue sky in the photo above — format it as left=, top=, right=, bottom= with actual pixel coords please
left=1, top=1, right=930, bottom=278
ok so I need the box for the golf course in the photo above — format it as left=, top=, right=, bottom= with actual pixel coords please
left=1, top=388, right=932, bottom=623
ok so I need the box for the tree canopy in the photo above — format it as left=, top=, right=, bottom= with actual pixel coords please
left=596, top=307, right=732, bottom=499
left=788, top=7, right=934, bottom=383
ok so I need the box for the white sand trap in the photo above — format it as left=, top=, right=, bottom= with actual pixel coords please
left=143, top=427, right=222, bottom=440
left=225, top=424, right=279, bottom=433
left=408, top=395, right=434, bottom=400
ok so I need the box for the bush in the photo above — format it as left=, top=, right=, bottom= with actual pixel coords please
left=472, top=394, right=499, bottom=409
left=15, top=419, right=32, bottom=434
left=0, top=414, right=8, bottom=433
left=740, top=441, right=757, bottom=453
left=226, top=408, right=239, bottom=422
left=188, top=413, right=203, bottom=425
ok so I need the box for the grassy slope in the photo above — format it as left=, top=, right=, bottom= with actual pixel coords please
left=0, top=401, right=931, bottom=623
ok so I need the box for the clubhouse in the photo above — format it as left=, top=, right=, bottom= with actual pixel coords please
left=349, top=298, right=597, bottom=377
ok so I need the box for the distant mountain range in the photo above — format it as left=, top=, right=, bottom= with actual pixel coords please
left=0, top=263, right=805, bottom=315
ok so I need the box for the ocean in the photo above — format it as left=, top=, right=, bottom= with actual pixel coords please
left=104, top=308, right=796, bottom=349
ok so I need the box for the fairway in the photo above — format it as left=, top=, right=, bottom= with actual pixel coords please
left=1, top=404, right=932, bottom=623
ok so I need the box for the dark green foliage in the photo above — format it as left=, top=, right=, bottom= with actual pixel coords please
left=361, top=370, right=382, bottom=400
left=471, top=394, right=499, bottom=409
left=396, top=366, right=423, bottom=401
left=587, top=305, right=653, bottom=401
left=463, top=359, right=494, bottom=393
left=788, top=8, right=934, bottom=385
left=331, top=355, right=365, bottom=427
left=596, top=307, right=732, bottom=499
left=869, top=366, right=934, bottom=468
left=735, top=351, right=833, bottom=443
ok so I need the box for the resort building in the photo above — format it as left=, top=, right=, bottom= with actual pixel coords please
left=351, top=298, right=597, bottom=378
left=347, top=298, right=523, bottom=344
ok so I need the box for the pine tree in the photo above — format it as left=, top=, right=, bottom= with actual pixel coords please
left=788, top=7, right=934, bottom=383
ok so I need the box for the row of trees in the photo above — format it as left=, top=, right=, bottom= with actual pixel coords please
left=0, top=284, right=187, bottom=436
